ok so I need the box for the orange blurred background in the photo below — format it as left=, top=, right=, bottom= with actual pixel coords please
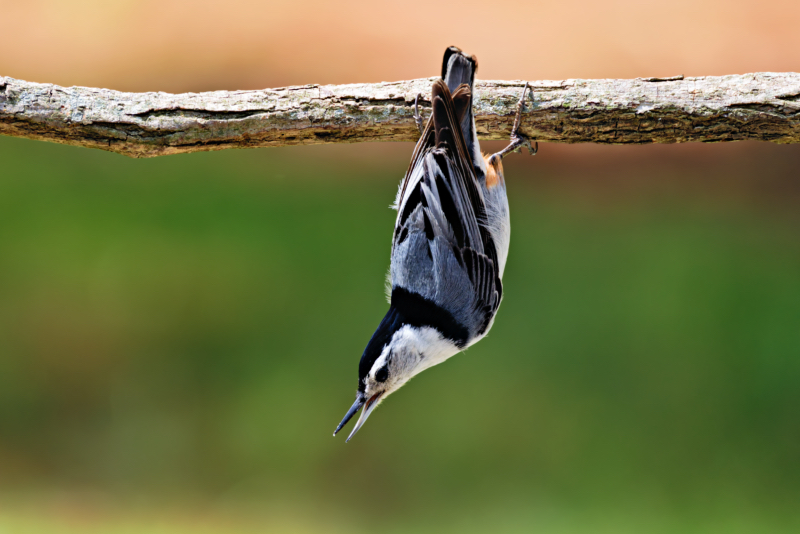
left=3, top=0, right=800, bottom=92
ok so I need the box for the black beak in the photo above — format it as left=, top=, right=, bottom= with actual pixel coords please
left=333, top=391, right=365, bottom=436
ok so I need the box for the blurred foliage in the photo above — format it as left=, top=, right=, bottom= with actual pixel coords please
left=0, top=136, right=798, bottom=533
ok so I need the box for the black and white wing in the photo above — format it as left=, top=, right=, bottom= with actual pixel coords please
left=389, top=80, right=502, bottom=344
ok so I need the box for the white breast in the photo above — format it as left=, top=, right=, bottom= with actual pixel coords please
left=483, top=183, right=511, bottom=278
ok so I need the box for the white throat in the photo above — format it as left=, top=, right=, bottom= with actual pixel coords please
left=369, top=325, right=461, bottom=397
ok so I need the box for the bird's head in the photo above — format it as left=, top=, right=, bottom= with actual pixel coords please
left=333, top=307, right=460, bottom=441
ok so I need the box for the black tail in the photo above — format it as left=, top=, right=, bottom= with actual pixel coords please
left=442, top=46, right=476, bottom=93
left=441, top=47, right=483, bottom=180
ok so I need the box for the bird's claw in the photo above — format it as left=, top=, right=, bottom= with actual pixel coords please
left=489, top=82, right=538, bottom=161
left=413, top=93, right=425, bottom=136
left=513, top=133, right=538, bottom=156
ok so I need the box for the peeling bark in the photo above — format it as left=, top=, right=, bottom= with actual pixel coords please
left=1, top=73, right=799, bottom=158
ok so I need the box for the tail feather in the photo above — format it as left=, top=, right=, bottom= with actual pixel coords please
left=441, top=47, right=484, bottom=181
left=451, top=85, right=471, bottom=125
left=442, top=46, right=476, bottom=93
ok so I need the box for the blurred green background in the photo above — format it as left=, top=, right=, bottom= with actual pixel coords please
left=0, top=134, right=798, bottom=533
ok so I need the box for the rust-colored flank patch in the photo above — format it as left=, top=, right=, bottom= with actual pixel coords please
left=484, top=154, right=503, bottom=188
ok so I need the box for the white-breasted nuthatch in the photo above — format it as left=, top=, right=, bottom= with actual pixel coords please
left=334, top=47, right=536, bottom=441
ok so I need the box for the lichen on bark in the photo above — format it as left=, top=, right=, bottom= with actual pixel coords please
left=1, top=73, right=799, bottom=158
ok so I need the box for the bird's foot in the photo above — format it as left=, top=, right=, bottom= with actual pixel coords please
left=413, top=93, right=425, bottom=136
left=488, top=82, right=538, bottom=165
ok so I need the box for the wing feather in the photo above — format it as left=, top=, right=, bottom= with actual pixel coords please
left=390, top=80, right=502, bottom=337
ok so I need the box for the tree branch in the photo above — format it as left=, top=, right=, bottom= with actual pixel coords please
left=2, top=73, right=799, bottom=158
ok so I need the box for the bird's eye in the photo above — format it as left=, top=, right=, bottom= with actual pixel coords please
left=375, top=365, right=389, bottom=383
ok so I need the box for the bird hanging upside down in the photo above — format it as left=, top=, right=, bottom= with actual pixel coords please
left=334, top=47, right=536, bottom=441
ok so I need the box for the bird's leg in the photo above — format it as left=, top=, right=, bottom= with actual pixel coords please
left=488, top=82, right=537, bottom=165
left=413, top=93, right=425, bottom=136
